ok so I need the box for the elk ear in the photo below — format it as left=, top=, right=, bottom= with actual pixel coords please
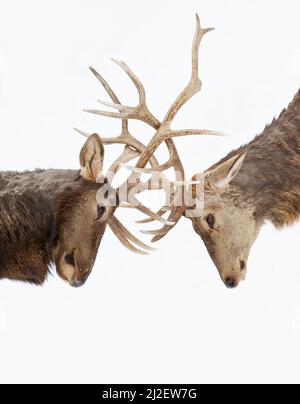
left=80, top=134, right=104, bottom=181
left=205, top=153, right=246, bottom=189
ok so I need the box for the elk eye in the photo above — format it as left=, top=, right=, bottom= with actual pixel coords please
left=206, top=214, right=215, bottom=229
left=97, top=205, right=106, bottom=220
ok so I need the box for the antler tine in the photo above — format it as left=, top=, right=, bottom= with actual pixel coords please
left=146, top=209, right=185, bottom=243
left=111, top=59, right=146, bottom=105
left=163, top=14, right=214, bottom=127
left=80, top=66, right=164, bottom=170
left=136, top=206, right=169, bottom=224
left=106, top=146, right=140, bottom=183
left=108, top=216, right=149, bottom=255
left=131, top=197, right=175, bottom=226
left=73, top=127, right=90, bottom=138
left=84, top=60, right=160, bottom=130
left=89, top=66, right=129, bottom=134
left=109, top=215, right=156, bottom=253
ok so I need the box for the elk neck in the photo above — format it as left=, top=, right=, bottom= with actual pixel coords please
left=0, top=169, right=82, bottom=194
left=215, top=89, right=300, bottom=228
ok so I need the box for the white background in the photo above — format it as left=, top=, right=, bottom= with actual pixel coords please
left=0, top=0, right=300, bottom=384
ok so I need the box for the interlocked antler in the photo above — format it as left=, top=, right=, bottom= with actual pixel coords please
left=77, top=14, right=219, bottom=248
left=115, top=15, right=218, bottom=241
left=75, top=64, right=172, bottom=254
left=75, top=66, right=174, bottom=226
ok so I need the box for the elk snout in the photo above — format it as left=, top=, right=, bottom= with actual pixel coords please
left=63, top=252, right=92, bottom=288
left=70, top=271, right=90, bottom=288
left=223, top=260, right=247, bottom=289
left=225, top=277, right=239, bottom=289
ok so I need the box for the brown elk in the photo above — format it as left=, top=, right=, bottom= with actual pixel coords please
left=82, top=15, right=300, bottom=289
left=125, top=25, right=299, bottom=290
left=0, top=15, right=218, bottom=287
left=0, top=130, right=173, bottom=287
left=185, top=89, right=300, bottom=289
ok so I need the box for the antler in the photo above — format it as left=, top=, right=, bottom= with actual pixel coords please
left=75, top=63, right=174, bottom=254
left=117, top=15, right=218, bottom=241
left=76, top=14, right=218, bottom=249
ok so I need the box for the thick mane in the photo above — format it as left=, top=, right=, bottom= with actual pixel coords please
left=0, top=190, right=55, bottom=284
left=210, top=88, right=300, bottom=227
left=209, top=88, right=300, bottom=170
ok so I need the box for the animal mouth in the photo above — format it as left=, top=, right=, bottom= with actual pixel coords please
left=70, top=271, right=90, bottom=288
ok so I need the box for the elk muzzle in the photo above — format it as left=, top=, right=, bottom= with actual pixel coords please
left=55, top=249, right=94, bottom=288
left=66, top=251, right=93, bottom=288
left=220, top=259, right=248, bottom=289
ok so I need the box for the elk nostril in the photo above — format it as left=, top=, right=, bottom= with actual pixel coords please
left=240, top=260, right=246, bottom=271
left=225, top=278, right=237, bottom=289
left=65, top=253, right=75, bottom=267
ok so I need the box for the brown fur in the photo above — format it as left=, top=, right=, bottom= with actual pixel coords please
left=0, top=169, right=104, bottom=285
left=210, top=89, right=300, bottom=227
left=186, top=89, right=300, bottom=287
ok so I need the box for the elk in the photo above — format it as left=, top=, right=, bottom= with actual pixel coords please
left=0, top=131, right=171, bottom=287
left=126, top=27, right=299, bottom=290
left=81, top=15, right=300, bottom=289
left=184, top=88, right=300, bottom=289
left=0, top=15, right=218, bottom=287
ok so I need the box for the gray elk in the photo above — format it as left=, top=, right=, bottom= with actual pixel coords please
left=83, top=15, right=300, bottom=289
left=0, top=15, right=218, bottom=287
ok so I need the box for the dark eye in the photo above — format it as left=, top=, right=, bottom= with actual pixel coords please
left=206, top=214, right=215, bottom=229
left=97, top=205, right=106, bottom=220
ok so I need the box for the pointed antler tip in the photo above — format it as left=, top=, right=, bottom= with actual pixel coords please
left=89, top=66, right=98, bottom=75
left=195, top=14, right=215, bottom=33
left=73, top=127, right=90, bottom=138
left=151, top=235, right=162, bottom=243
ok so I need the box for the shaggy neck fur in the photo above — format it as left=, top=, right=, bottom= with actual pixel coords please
left=0, top=170, right=97, bottom=284
left=217, top=89, right=300, bottom=228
